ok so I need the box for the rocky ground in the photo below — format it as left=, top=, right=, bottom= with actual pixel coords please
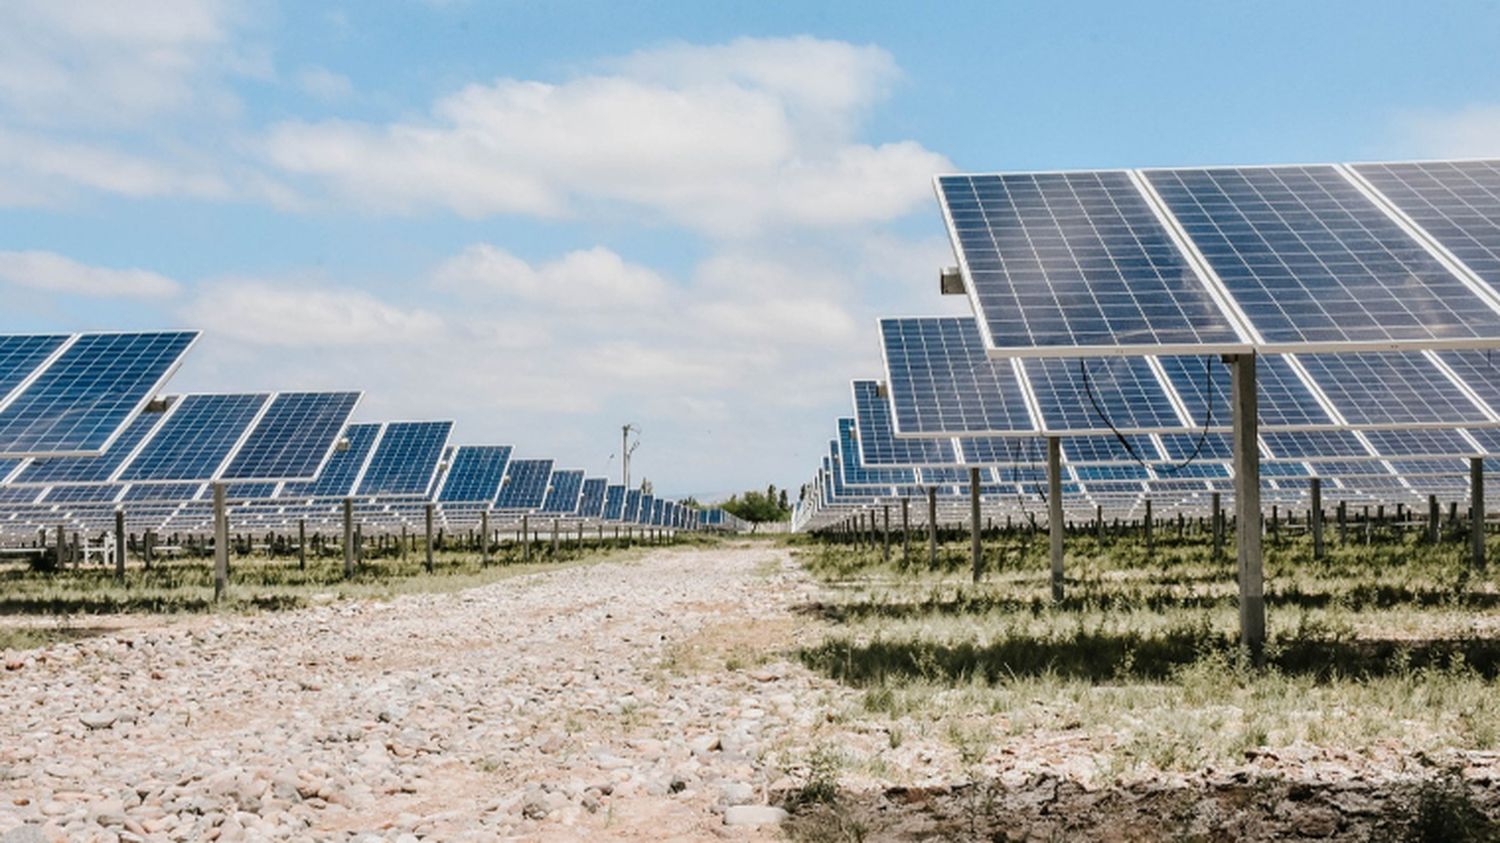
left=2, top=542, right=1497, bottom=842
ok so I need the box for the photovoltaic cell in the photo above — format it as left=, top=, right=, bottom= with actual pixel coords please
left=355, top=421, right=452, bottom=497
left=578, top=477, right=607, bottom=518
left=879, top=317, right=1035, bottom=436
left=839, top=418, right=915, bottom=486
left=280, top=423, right=380, bottom=498
left=9, top=408, right=167, bottom=485
left=850, top=380, right=957, bottom=466
left=1434, top=350, right=1500, bottom=416
left=541, top=469, right=584, bottom=514
left=118, top=393, right=268, bottom=483
left=958, top=437, right=1044, bottom=466
left=1261, top=430, right=1371, bottom=460
left=220, top=391, right=360, bottom=482
left=1060, top=434, right=1163, bottom=464
left=0, top=335, right=69, bottom=403
left=436, top=445, right=513, bottom=503
left=1361, top=428, right=1477, bottom=458
left=935, top=171, right=1241, bottom=351
left=638, top=494, right=655, bottom=524
left=1022, top=356, right=1184, bottom=433
left=495, top=459, right=552, bottom=509
left=623, top=489, right=642, bottom=522
left=603, top=485, right=626, bottom=521
left=0, top=331, right=196, bottom=457
left=1145, top=165, right=1500, bottom=347
left=1295, top=352, right=1488, bottom=426
left=1352, top=160, right=1500, bottom=296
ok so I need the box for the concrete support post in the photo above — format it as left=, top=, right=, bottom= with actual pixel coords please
left=1311, top=477, right=1324, bottom=561
left=342, top=498, right=355, bottom=579
left=424, top=503, right=436, bottom=573
left=213, top=483, right=229, bottom=601
left=926, top=486, right=938, bottom=567
left=1230, top=353, right=1264, bottom=662
left=1048, top=436, right=1064, bottom=602
left=969, top=467, right=982, bottom=584
left=1472, top=457, right=1486, bottom=570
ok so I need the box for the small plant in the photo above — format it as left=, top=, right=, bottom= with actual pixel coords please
left=1387, top=769, right=1496, bottom=843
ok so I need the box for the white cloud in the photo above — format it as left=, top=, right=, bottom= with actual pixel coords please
left=261, top=36, right=950, bottom=235
left=0, top=129, right=228, bottom=204
left=1395, top=104, right=1500, bottom=158
left=432, top=244, right=669, bottom=308
left=0, top=0, right=247, bottom=126
left=180, top=280, right=445, bottom=347
left=298, top=66, right=353, bottom=101
left=0, top=250, right=180, bottom=298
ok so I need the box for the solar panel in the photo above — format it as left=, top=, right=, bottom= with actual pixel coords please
left=42, top=484, right=123, bottom=504
left=1023, top=356, right=1185, bottom=433
left=8, top=408, right=168, bottom=486
left=0, top=331, right=197, bottom=457
left=1361, top=428, right=1477, bottom=458
left=280, top=422, right=381, bottom=498
left=850, top=380, right=957, bottom=466
left=637, top=493, right=655, bottom=525
left=622, top=489, right=642, bottom=522
left=1144, top=165, right=1500, bottom=348
left=355, top=421, right=452, bottom=497
left=958, top=436, right=1044, bottom=466
left=436, top=445, right=513, bottom=503
left=219, top=391, right=361, bottom=482
left=495, top=459, right=552, bottom=509
left=578, top=477, right=607, bottom=518
left=121, top=482, right=202, bottom=502
left=1295, top=352, right=1490, bottom=426
left=603, top=484, right=626, bottom=521
left=118, top=393, right=268, bottom=483
left=879, top=317, right=1036, bottom=436
left=1061, top=434, right=1163, bottom=464
left=0, top=335, right=70, bottom=405
left=838, top=419, right=914, bottom=486
left=541, top=469, right=584, bottom=514
left=1261, top=430, right=1372, bottom=460
left=935, top=171, right=1243, bottom=353
left=1351, top=160, right=1500, bottom=296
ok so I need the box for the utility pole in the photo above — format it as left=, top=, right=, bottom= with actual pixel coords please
left=622, top=424, right=640, bottom=489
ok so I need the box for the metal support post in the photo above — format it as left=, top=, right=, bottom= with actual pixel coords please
left=213, top=483, right=229, bottom=600
left=969, top=467, right=982, bottom=583
left=1311, top=477, right=1324, bottom=560
left=1048, top=436, right=1064, bottom=601
left=342, top=498, right=355, bottom=578
left=1230, top=353, right=1264, bottom=662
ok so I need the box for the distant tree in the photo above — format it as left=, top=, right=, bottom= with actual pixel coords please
left=680, top=496, right=701, bottom=509
left=639, top=478, right=653, bottom=495
left=722, top=487, right=790, bottom=532
left=778, top=489, right=789, bottom=511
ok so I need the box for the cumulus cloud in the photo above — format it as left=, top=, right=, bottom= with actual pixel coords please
left=1395, top=104, right=1500, bottom=158
left=261, top=36, right=950, bottom=235
left=0, top=250, right=180, bottom=298
left=180, top=281, right=445, bottom=347
left=0, top=0, right=247, bottom=125
left=298, top=66, right=353, bottom=101
left=432, top=244, right=670, bottom=308
left=0, top=129, right=228, bottom=205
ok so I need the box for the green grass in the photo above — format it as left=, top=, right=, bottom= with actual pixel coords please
left=792, top=527, right=1500, bottom=774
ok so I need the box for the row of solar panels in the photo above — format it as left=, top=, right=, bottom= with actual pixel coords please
left=794, top=157, right=1500, bottom=531
left=938, top=160, right=1500, bottom=356
left=0, top=330, right=722, bottom=536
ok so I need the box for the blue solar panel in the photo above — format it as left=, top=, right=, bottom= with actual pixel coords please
left=879, top=317, right=1036, bottom=436
left=1352, top=160, right=1500, bottom=296
left=578, top=477, right=607, bottom=518
left=121, top=482, right=202, bottom=502
left=1361, top=429, right=1476, bottom=458
left=1145, top=165, right=1500, bottom=347
left=356, top=421, right=452, bottom=496
left=650, top=498, right=666, bottom=526
left=9, top=408, right=167, bottom=485
left=43, top=484, right=123, bottom=504
left=1157, top=432, right=1233, bottom=462
left=838, top=418, right=914, bottom=486
left=603, top=484, right=626, bottom=521
left=280, top=423, right=380, bottom=498
left=1296, top=352, right=1488, bottom=426
left=0, top=335, right=69, bottom=404
left=1154, top=354, right=1339, bottom=429
left=1261, top=430, right=1372, bottom=460
left=219, top=483, right=278, bottom=500
left=936, top=171, right=1241, bottom=351
left=851, top=380, right=957, bottom=466
left=0, top=331, right=196, bottom=457
left=541, top=469, right=584, bottom=514
left=957, top=436, right=1044, bottom=466
left=118, top=393, right=268, bottom=483
left=1023, top=356, right=1185, bottom=433
left=1465, top=427, right=1500, bottom=456
left=1434, top=350, right=1500, bottom=417
left=1060, top=434, right=1163, bottom=464
left=495, top=459, right=552, bottom=509
left=637, top=493, right=655, bottom=524
left=623, top=489, right=642, bottom=522
left=436, top=445, right=513, bottom=503
left=219, top=391, right=360, bottom=482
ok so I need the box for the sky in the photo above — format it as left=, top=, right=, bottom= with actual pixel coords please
left=3, top=1, right=1500, bottom=500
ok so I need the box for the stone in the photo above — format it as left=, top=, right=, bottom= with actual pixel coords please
left=80, top=713, right=117, bottom=730
left=721, top=782, right=755, bottom=806
left=1, top=827, right=45, bottom=843
left=723, top=805, right=788, bottom=827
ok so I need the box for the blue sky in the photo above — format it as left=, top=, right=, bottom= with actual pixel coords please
left=2, top=1, right=1499, bottom=498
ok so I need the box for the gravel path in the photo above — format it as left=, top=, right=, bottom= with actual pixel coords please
left=0, top=543, right=819, bottom=842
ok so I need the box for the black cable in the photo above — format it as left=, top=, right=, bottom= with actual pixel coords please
left=1078, top=356, right=1215, bottom=476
